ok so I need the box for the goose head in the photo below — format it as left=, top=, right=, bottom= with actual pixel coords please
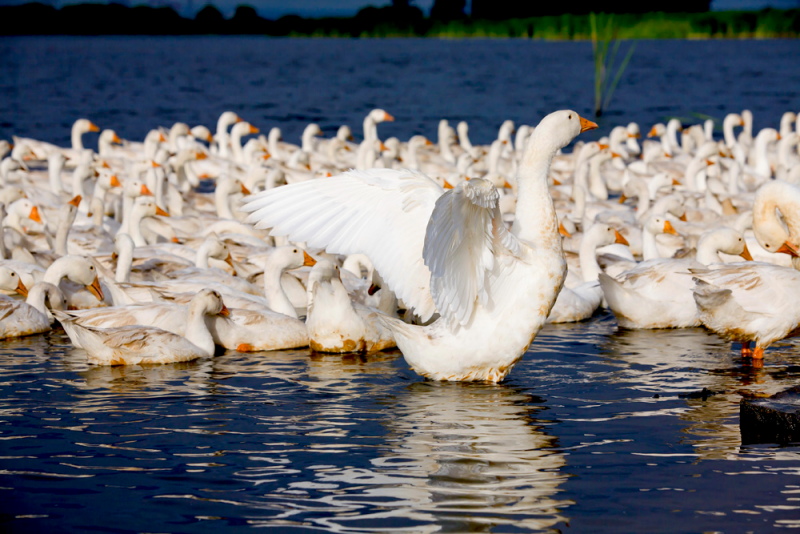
left=191, top=288, right=229, bottom=317
left=43, top=255, right=105, bottom=302
left=531, top=110, right=597, bottom=155
left=0, top=266, right=28, bottom=297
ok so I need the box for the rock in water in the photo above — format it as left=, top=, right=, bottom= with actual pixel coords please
left=740, top=386, right=800, bottom=445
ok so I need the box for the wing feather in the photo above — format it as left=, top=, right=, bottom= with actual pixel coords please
left=242, top=168, right=443, bottom=321
left=423, top=178, right=521, bottom=326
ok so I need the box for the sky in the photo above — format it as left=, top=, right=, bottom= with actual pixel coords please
left=1, top=0, right=797, bottom=18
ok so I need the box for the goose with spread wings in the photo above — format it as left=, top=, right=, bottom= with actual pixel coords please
left=243, top=110, right=597, bottom=382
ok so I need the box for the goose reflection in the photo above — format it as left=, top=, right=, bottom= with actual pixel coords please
left=598, top=326, right=800, bottom=460
left=257, top=381, right=571, bottom=532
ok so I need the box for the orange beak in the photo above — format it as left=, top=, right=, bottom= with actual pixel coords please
left=663, top=220, right=679, bottom=235
left=155, top=206, right=170, bottom=217
left=383, top=112, right=395, bottom=122
left=558, top=222, right=572, bottom=238
left=29, top=205, right=42, bottom=223
left=88, top=121, right=100, bottom=132
left=249, top=125, right=260, bottom=134
left=614, top=229, right=629, bottom=246
left=68, top=195, right=82, bottom=207
left=240, top=183, right=251, bottom=195
left=15, top=278, right=28, bottom=298
left=579, top=116, right=598, bottom=133
left=86, top=276, right=105, bottom=301
left=303, top=251, right=317, bottom=267
left=110, top=175, right=122, bottom=187
left=141, top=184, right=154, bottom=196
left=776, top=241, right=800, bottom=257
left=225, top=252, right=237, bottom=276
left=739, top=243, right=754, bottom=261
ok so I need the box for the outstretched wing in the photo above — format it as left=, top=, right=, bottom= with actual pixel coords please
left=242, top=168, right=443, bottom=321
left=423, top=178, right=521, bottom=326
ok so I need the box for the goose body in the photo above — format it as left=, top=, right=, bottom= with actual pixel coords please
left=600, top=227, right=752, bottom=329
left=0, top=282, right=65, bottom=338
left=305, top=260, right=395, bottom=353
left=692, top=262, right=800, bottom=362
left=244, top=110, right=597, bottom=382
left=55, top=289, right=228, bottom=365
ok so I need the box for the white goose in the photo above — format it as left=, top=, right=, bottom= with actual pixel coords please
left=547, top=223, right=629, bottom=324
left=55, top=288, right=229, bottom=366
left=304, top=259, right=395, bottom=353
left=692, top=261, right=800, bottom=364
left=43, top=254, right=105, bottom=308
left=244, top=109, right=597, bottom=382
left=0, top=281, right=66, bottom=338
left=599, top=227, right=753, bottom=329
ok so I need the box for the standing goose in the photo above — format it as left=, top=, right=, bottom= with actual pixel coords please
left=244, top=109, right=597, bottom=382
left=692, top=261, right=800, bottom=364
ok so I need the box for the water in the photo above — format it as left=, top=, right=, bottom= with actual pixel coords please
left=2, top=37, right=799, bottom=146
left=1, top=36, right=800, bottom=532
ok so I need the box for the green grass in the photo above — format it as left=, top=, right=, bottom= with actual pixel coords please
left=421, top=10, right=800, bottom=40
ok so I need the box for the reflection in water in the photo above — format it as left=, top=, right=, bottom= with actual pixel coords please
left=248, top=381, right=570, bottom=532
left=1, top=316, right=800, bottom=532
left=595, top=324, right=800, bottom=461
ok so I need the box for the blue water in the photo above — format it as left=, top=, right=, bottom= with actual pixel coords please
left=1, top=36, right=800, bottom=533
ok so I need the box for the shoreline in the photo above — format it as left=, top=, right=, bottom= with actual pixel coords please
left=0, top=4, right=797, bottom=39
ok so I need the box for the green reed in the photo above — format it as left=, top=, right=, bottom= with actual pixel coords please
left=590, top=12, right=635, bottom=118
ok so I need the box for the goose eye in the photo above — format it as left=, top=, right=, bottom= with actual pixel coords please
left=568, top=114, right=573, bottom=120
left=766, top=244, right=771, bottom=248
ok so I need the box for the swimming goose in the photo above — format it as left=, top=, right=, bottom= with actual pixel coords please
left=304, top=259, right=395, bottom=353
left=548, top=223, right=629, bottom=324
left=0, top=281, right=66, bottom=338
left=244, top=109, right=597, bottom=382
left=55, top=288, right=229, bottom=366
left=600, top=227, right=752, bottom=329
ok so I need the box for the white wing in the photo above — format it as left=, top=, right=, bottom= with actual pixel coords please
left=423, top=178, right=521, bottom=326
left=242, top=168, right=443, bottom=321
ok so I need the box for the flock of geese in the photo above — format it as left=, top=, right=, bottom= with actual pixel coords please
left=1, top=106, right=799, bottom=381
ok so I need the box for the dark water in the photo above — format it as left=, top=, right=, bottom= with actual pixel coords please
left=1, top=37, right=800, bottom=533
left=2, top=37, right=799, bottom=146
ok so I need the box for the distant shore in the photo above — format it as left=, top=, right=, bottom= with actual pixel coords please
left=1, top=3, right=798, bottom=38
